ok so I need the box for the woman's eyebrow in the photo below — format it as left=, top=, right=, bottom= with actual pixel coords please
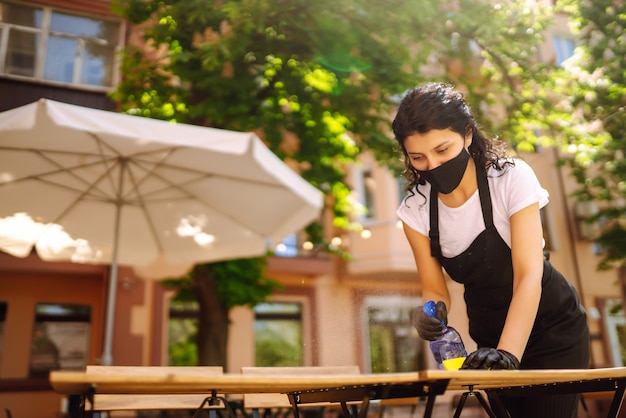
left=407, top=140, right=453, bottom=154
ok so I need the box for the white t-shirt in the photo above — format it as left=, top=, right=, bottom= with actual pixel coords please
left=397, top=159, right=549, bottom=258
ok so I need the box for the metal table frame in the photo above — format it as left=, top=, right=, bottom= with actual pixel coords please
left=49, top=368, right=626, bottom=418
left=285, top=369, right=626, bottom=418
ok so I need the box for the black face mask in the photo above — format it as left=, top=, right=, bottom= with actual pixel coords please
left=418, top=148, right=470, bottom=194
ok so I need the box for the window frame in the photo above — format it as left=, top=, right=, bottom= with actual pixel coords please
left=602, top=298, right=626, bottom=367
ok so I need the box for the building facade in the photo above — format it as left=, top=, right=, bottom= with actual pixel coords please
left=0, top=1, right=624, bottom=417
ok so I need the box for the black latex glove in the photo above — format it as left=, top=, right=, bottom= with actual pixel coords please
left=460, top=348, right=520, bottom=370
left=411, top=301, right=448, bottom=341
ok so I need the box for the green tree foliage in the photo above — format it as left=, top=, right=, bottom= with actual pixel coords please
left=110, top=0, right=556, bottom=365
left=564, top=0, right=626, bottom=269
left=162, top=257, right=282, bottom=365
left=112, top=0, right=551, bottom=229
left=515, top=1, right=626, bottom=269
left=162, top=257, right=281, bottom=309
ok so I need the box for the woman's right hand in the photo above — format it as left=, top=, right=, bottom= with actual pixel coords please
left=411, top=301, right=448, bottom=340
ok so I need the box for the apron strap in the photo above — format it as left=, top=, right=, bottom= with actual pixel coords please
left=429, top=186, right=442, bottom=259
left=428, top=167, right=494, bottom=258
left=476, top=168, right=494, bottom=229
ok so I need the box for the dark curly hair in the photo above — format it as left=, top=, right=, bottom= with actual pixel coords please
left=392, top=83, right=512, bottom=196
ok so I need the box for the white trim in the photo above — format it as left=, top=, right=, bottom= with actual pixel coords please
left=604, top=299, right=626, bottom=367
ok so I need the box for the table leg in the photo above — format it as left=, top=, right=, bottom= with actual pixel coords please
left=607, top=380, right=626, bottom=418
left=484, top=391, right=511, bottom=418
left=340, top=401, right=352, bottom=417
left=452, top=388, right=497, bottom=418
left=473, top=392, right=498, bottom=418
left=76, top=387, right=95, bottom=418
left=192, top=391, right=237, bottom=418
left=287, top=393, right=301, bottom=418
left=422, top=393, right=436, bottom=418
left=357, top=396, right=370, bottom=418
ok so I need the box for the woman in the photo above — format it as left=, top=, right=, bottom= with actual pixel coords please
left=393, top=83, right=589, bottom=417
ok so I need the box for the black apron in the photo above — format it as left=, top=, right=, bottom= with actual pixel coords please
left=428, top=169, right=589, bottom=368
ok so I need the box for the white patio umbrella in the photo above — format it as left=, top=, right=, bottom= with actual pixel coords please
left=0, top=99, right=324, bottom=365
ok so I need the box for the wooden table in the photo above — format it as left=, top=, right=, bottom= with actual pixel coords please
left=49, top=367, right=626, bottom=418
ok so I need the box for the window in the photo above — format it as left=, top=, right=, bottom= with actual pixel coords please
left=354, top=164, right=377, bottom=220
left=274, top=233, right=299, bottom=257
left=168, top=300, right=199, bottom=366
left=603, top=298, right=626, bottom=367
left=254, top=302, right=303, bottom=366
left=540, top=207, right=556, bottom=252
left=29, top=303, right=91, bottom=377
left=397, top=176, right=407, bottom=204
left=0, top=1, right=122, bottom=88
left=553, top=35, right=576, bottom=66
left=363, top=296, right=424, bottom=373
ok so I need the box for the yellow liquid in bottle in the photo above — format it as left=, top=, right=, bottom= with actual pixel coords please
left=442, top=357, right=466, bottom=371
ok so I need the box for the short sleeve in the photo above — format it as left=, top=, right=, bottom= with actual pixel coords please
left=396, top=185, right=431, bottom=237
left=494, top=159, right=549, bottom=216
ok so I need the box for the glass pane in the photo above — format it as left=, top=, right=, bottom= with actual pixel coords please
left=81, top=41, right=115, bottom=86
left=0, top=301, right=6, bottom=376
left=605, top=299, right=626, bottom=367
left=369, top=325, right=394, bottom=373
left=168, top=301, right=198, bottom=366
left=275, top=234, right=298, bottom=257
left=43, top=36, right=76, bottom=83
left=1, top=2, right=42, bottom=28
left=29, top=303, right=91, bottom=377
left=363, top=168, right=376, bottom=219
left=5, top=29, right=36, bottom=76
left=50, top=12, right=119, bottom=42
left=255, top=320, right=303, bottom=366
left=553, top=36, right=575, bottom=66
left=254, top=302, right=303, bottom=366
left=617, top=323, right=626, bottom=366
left=367, top=304, right=422, bottom=373
left=255, top=302, right=301, bottom=315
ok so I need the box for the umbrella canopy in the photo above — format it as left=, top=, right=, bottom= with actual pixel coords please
left=0, top=99, right=324, bottom=364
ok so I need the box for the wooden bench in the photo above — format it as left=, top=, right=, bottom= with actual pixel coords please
left=85, top=366, right=226, bottom=417
left=241, top=366, right=361, bottom=418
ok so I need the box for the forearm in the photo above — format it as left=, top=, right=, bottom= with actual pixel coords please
left=497, top=277, right=542, bottom=361
left=499, top=203, right=544, bottom=361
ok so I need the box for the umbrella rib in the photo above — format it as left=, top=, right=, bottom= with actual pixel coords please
left=0, top=148, right=116, bottom=200
left=130, top=159, right=289, bottom=200
left=115, top=155, right=287, bottom=240
left=47, top=160, right=123, bottom=225
left=123, top=161, right=165, bottom=254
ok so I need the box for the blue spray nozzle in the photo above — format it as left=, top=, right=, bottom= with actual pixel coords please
left=423, top=300, right=436, bottom=318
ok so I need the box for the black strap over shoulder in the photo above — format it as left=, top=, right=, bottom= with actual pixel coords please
left=429, top=186, right=442, bottom=259
left=428, top=168, right=493, bottom=259
left=476, top=168, right=494, bottom=229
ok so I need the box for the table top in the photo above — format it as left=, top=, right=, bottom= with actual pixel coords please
left=48, top=367, right=626, bottom=396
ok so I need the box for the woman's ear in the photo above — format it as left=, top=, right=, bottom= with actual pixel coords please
left=464, top=129, right=473, bottom=147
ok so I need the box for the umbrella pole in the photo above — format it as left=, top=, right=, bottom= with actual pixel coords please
left=101, top=253, right=119, bottom=366
left=100, top=201, right=123, bottom=366
left=100, top=164, right=124, bottom=366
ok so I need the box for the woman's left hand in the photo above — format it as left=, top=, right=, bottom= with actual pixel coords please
left=461, top=348, right=520, bottom=370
